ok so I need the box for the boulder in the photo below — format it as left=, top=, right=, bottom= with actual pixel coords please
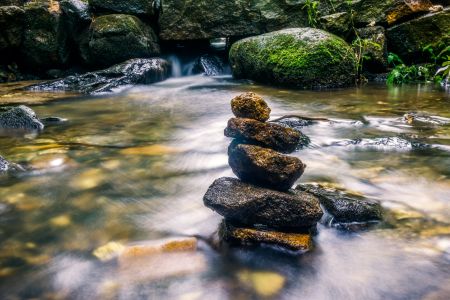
left=88, top=0, right=158, bottom=18
left=203, top=177, right=323, bottom=230
left=229, top=28, right=357, bottom=89
left=0, top=155, right=9, bottom=173
left=21, top=0, right=70, bottom=69
left=228, top=143, right=305, bottom=191
left=0, top=105, right=44, bottom=131
left=159, top=0, right=308, bottom=40
left=387, top=8, right=450, bottom=63
left=81, top=14, right=160, bottom=67
left=60, top=0, right=91, bottom=33
left=219, top=221, right=312, bottom=251
left=386, top=0, right=434, bottom=25
left=319, top=12, right=351, bottom=39
left=0, top=6, right=25, bottom=53
left=296, top=184, right=383, bottom=223
left=26, top=58, right=171, bottom=94
left=224, top=118, right=304, bottom=153
left=355, top=26, right=388, bottom=73
left=230, top=92, right=271, bottom=122
left=350, top=0, right=396, bottom=26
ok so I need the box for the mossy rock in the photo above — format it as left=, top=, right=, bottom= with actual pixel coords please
left=81, top=14, right=160, bottom=67
left=229, top=28, right=357, bottom=89
left=88, top=0, right=158, bottom=18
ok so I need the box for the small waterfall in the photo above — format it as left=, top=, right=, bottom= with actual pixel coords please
left=166, top=55, right=182, bottom=77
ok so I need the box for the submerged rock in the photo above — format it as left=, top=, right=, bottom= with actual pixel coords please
left=80, top=14, right=160, bottom=67
left=192, top=54, right=226, bottom=76
left=0, top=105, right=44, bottom=131
left=228, top=143, right=305, bottom=191
left=219, top=221, right=312, bottom=252
left=203, top=177, right=323, bottom=230
left=26, top=58, right=171, bottom=94
left=224, top=118, right=304, bottom=153
left=296, top=184, right=383, bottom=223
left=229, top=28, right=357, bottom=89
left=230, top=92, right=271, bottom=122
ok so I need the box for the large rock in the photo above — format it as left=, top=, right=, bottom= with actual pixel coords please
left=159, top=0, right=309, bottom=40
left=229, top=28, right=357, bottom=89
left=386, top=0, right=434, bottom=25
left=21, top=0, right=70, bottom=69
left=88, top=0, right=158, bottom=18
left=60, top=0, right=91, bottom=33
left=26, top=58, right=171, bottom=94
left=356, top=26, right=388, bottom=73
left=203, top=177, right=323, bottom=230
left=0, top=6, right=25, bottom=53
left=81, top=14, right=160, bottom=67
left=0, top=105, right=44, bottom=131
left=224, top=118, right=304, bottom=153
left=230, top=92, right=271, bottom=122
left=387, top=8, right=450, bottom=63
left=319, top=12, right=351, bottom=39
left=228, top=143, right=305, bottom=191
left=296, top=184, right=383, bottom=223
left=219, top=221, right=312, bottom=251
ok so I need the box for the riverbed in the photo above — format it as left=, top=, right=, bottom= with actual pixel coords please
left=0, top=76, right=449, bottom=299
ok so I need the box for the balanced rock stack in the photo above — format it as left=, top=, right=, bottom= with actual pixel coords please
left=203, top=92, right=323, bottom=251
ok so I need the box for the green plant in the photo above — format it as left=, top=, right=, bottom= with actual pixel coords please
left=386, top=64, right=434, bottom=85
left=435, top=55, right=450, bottom=84
left=352, top=37, right=382, bottom=77
left=303, top=0, right=319, bottom=27
left=387, top=52, right=404, bottom=67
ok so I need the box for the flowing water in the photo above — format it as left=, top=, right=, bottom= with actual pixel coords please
left=0, top=76, right=449, bottom=300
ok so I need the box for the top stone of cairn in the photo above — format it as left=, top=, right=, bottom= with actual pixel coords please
left=231, top=92, right=271, bottom=122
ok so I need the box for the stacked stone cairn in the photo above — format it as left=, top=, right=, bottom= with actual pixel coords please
left=203, top=92, right=323, bottom=252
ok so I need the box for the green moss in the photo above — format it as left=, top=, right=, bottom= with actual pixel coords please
left=93, top=14, right=144, bottom=35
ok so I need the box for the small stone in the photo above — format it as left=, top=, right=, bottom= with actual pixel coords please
left=93, top=241, right=126, bottom=261
left=228, top=143, right=305, bottom=191
left=230, top=92, right=271, bottom=122
left=203, top=177, right=323, bottom=230
left=224, top=118, right=304, bottom=153
left=220, top=221, right=312, bottom=251
left=0, top=105, right=44, bottom=131
left=296, top=184, right=383, bottom=223
left=237, top=269, right=286, bottom=298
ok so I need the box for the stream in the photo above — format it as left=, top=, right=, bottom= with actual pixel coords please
left=0, top=75, right=449, bottom=299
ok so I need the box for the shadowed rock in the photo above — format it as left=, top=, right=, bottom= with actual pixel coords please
left=296, top=184, right=383, bottom=223
left=228, top=143, right=305, bottom=191
left=219, top=221, right=312, bottom=251
left=225, top=118, right=304, bottom=153
left=230, top=92, right=271, bottom=122
left=26, top=58, right=171, bottom=94
left=0, top=105, right=44, bottom=131
left=203, top=177, right=323, bottom=230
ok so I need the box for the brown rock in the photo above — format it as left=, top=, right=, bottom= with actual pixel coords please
left=220, top=221, right=312, bottom=251
left=230, top=92, right=271, bottom=122
left=228, top=143, right=305, bottom=191
left=387, top=0, right=433, bottom=25
left=224, top=118, right=303, bottom=153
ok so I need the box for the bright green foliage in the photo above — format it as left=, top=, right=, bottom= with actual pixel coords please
left=302, top=0, right=319, bottom=27
left=386, top=64, right=434, bottom=85
left=352, top=37, right=382, bottom=77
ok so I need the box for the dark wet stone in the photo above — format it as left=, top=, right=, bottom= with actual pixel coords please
left=230, top=92, right=271, bottom=122
left=89, top=0, right=159, bottom=17
left=60, top=0, right=91, bottom=32
left=80, top=14, right=160, bottom=67
left=203, top=177, right=323, bottom=230
left=219, top=221, right=312, bottom=252
left=296, top=184, right=383, bottom=223
left=192, top=54, right=226, bottom=76
left=355, top=26, right=388, bottom=73
left=0, top=105, right=44, bottom=131
left=228, top=143, right=305, bottom=191
left=40, top=116, right=67, bottom=125
left=225, top=118, right=305, bottom=153
left=26, top=58, right=171, bottom=94
left=274, top=117, right=315, bottom=129
left=0, top=5, right=25, bottom=52
left=0, top=155, right=9, bottom=173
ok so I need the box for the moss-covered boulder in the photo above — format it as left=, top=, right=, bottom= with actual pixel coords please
left=88, top=0, right=158, bottom=18
left=387, top=8, right=450, bottom=63
left=21, top=0, right=70, bottom=69
left=81, top=14, right=160, bottom=67
left=229, top=28, right=357, bottom=89
left=0, top=6, right=24, bottom=53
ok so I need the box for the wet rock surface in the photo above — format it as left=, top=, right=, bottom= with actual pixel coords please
left=229, top=28, right=357, bottom=89
left=26, top=58, right=171, bottom=94
left=225, top=118, right=304, bottom=153
left=296, top=184, right=383, bottom=223
left=0, top=5, right=24, bottom=52
left=230, top=92, right=271, bottom=122
left=80, top=14, right=160, bottom=67
left=228, top=143, right=305, bottom=191
left=203, top=177, right=323, bottom=230
left=0, top=105, right=44, bottom=131
left=330, top=137, right=429, bottom=151
left=0, top=155, right=9, bottom=173
left=219, top=221, right=312, bottom=251
left=89, top=0, right=158, bottom=17
left=192, top=54, right=226, bottom=76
